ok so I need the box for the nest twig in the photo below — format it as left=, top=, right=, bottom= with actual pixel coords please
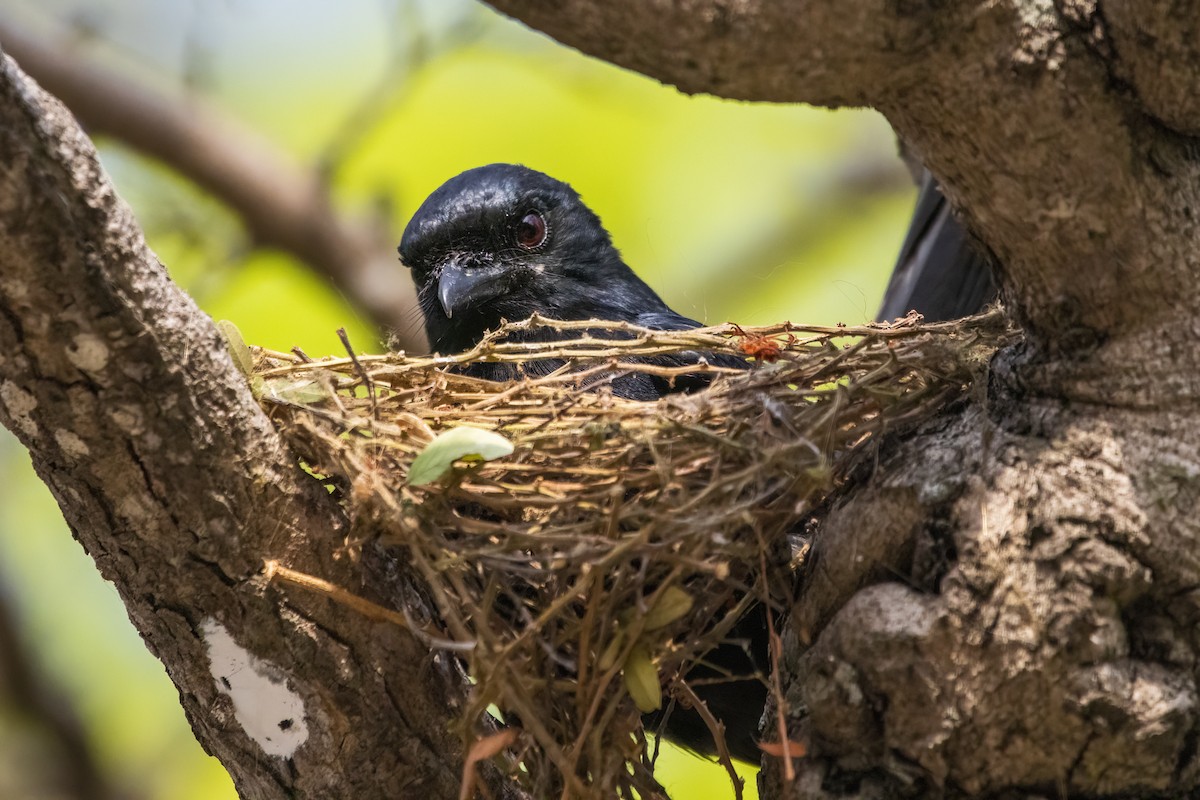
left=254, top=310, right=1014, bottom=799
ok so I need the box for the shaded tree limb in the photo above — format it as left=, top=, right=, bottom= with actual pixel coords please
left=0, top=50, right=478, bottom=800
left=1104, top=0, right=1200, bottom=134
left=0, top=21, right=425, bottom=351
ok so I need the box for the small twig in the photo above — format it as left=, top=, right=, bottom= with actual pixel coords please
left=762, top=549, right=795, bottom=783
left=262, top=560, right=471, bottom=652
left=338, top=327, right=378, bottom=421
left=674, top=681, right=745, bottom=800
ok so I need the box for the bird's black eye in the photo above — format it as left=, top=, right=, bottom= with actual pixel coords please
left=515, top=211, right=547, bottom=250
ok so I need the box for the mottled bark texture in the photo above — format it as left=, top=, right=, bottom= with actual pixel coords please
left=0, top=52, right=474, bottom=800
left=483, top=2, right=1200, bottom=798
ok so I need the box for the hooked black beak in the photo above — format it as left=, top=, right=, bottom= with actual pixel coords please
left=436, top=258, right=510, bottom=319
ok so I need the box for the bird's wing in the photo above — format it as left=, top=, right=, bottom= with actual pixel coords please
left=877, top=170, right=997, bottom=322
left=630, top=309, right=748, bottom=395
left=635, top=309, right=749, bottom=369
left=633, top=308, right=704, bottom=331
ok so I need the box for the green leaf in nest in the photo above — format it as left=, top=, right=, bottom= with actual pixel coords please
left=217, top=320, right=253, bottom=376
left=409, top=426, right=514, bottom=486
left=598, top=631, right=626, bottom=672
left=618, top=586, right=694, bottom=631
left=642, top=587, right=694, bottom=631
left=262, top=377, right=331, bottom=405
left=622, top=644, right=662, bottom=713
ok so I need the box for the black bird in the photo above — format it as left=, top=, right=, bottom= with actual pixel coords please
left=399, top=163, right=768, bottom=761
left=399, top=163, right=746, bottom=400
left=877, top=170, right=997, bottom=323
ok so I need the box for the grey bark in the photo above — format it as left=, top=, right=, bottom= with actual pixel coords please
left=0, top=52, right=472, bottom=800
left=477, top=2, right=1200, bottom=798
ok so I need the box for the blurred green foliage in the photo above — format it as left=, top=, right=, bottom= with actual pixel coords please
left=0, top=1, right=915, bottom=798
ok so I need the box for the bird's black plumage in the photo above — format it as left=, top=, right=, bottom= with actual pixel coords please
left=399, top=163, right=746, bottom=400
left=399, top=163, right=767, bottom=760
left=877, top=170, right=997, bottom=322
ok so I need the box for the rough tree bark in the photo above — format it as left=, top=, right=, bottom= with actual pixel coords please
left=481, top=1, right=1200, bottom=798
left=3, top=1, right=1199, bottom=799
left=0, top=20, right=425, bottom=350
left=0, top=52, right=484, bottom=800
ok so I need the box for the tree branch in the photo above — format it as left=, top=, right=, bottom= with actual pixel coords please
left=1105, top=0, right=1200, bottom=135
left=483, top=0, right=915, bottom=105
left=0, top=50, right=471, bottom=799
left=0, top=22, right=424, bottom=351
left=487, top=1, right=1200, bottom=353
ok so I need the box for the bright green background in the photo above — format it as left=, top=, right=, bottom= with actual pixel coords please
left=0, top=2, right=913, bottom=798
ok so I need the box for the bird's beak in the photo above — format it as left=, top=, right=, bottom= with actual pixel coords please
left=436, top=258, right=510, bottom=319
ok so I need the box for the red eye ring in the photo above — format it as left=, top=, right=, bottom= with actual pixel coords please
left=515, top=211, right=547, bottom=249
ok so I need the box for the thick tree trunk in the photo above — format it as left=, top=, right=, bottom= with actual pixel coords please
left=0, top=52, right=478, bottom=800
left=480, top=2, right=1200, bottom=798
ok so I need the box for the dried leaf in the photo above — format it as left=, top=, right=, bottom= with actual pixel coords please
left=598, top=630, right=626, bottom=672
left=623, top=644, right=661, bottom=712
left=263, top=377, right=330, bottom=405
left=642, top=586, right=694, bottom=631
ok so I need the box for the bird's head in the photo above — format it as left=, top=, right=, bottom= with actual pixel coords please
left=399, top=164, right=660, bottom=353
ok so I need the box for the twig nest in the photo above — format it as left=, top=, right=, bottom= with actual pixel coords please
left=252, top=311, right=1013, bottom=798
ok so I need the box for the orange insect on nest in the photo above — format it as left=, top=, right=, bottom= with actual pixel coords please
left=730, top=324, right=790, bottom=362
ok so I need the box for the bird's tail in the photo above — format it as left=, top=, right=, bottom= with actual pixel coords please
left=877, top=170, right=997, bottom=322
